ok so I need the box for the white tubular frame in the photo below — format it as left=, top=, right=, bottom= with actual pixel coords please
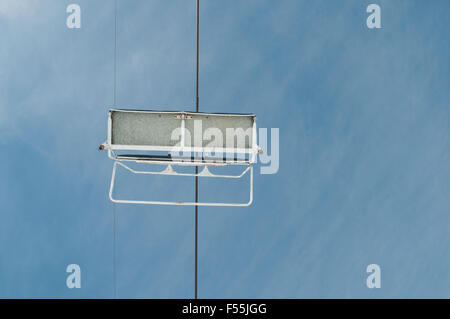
left=107, top=158, right=254, bottom=207
left=102, top=109, right=260, bottom=207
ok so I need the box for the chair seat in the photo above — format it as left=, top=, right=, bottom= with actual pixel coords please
left=115, top=154, right=250, bottom=165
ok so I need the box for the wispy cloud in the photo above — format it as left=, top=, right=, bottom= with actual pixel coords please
left=1, top=0, right=450, bottom=298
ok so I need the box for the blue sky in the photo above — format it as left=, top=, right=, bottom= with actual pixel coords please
left=1, top=0, right=450, bottom=298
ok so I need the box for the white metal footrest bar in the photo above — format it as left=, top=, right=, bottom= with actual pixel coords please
left=115, top=161, right=251, bottom=179
left=109, top=161, right=254, bottom=207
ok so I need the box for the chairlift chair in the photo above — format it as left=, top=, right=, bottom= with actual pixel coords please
left=100, top=109, right=261, bottom=207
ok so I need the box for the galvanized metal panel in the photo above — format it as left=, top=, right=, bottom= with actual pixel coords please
left=111, top=110, right=181, bottom=147
left=109, top=109, right=255, bottom=151
left=185, top=113, right=254, bottom=148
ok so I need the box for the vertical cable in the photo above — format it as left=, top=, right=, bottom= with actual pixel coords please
left=114, top=0, right=117, bottom=107
left=113, top=203, right=117, bottom=298
left=113, top=0, right=118, bottom=300
left=194, top=0, right=199, bottom=300
left=196, top=0, right=199, bottom=113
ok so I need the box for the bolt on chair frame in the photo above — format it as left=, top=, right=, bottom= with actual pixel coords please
left=100, top=109, right=260, bottom=207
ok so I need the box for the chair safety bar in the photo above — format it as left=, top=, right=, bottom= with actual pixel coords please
left=108, top=159, right=254, bottom=207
